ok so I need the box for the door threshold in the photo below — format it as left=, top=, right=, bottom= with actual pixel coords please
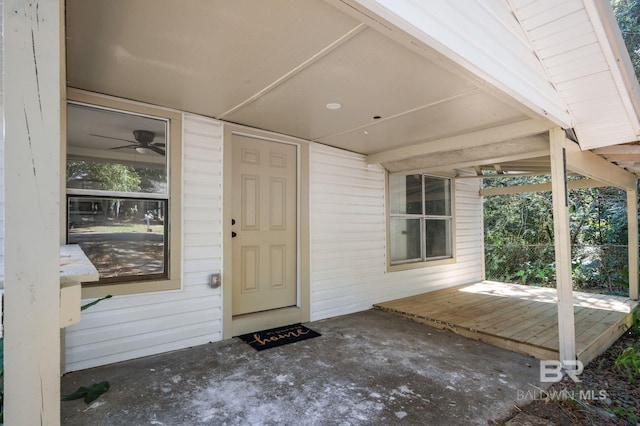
left=231, top=306, right=303, bottom=337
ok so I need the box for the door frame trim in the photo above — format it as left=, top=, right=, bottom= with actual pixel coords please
left=222, top=124, right=310, bottom=338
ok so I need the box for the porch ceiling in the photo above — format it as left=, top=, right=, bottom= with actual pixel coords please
left=65, top=1, right=537, bottom=155
left=65, top=0, right=640, bottom=178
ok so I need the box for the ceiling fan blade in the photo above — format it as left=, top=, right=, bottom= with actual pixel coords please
left=110, top=144, right=138, bottom=150
left=90, top=130, right=163, bottom=154
left=90, top=133, right=136, bottom=144
left=149, top=145, right=166, bottom=156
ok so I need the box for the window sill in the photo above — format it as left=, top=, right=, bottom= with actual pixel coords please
left=388, top=257, right=456, bottom=273
left=81, top=278, right=181, bottom=298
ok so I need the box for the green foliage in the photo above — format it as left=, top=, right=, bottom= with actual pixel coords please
left=614, top=342, right=640, bottom=384
left=630, top=309, right=640, bottom=335
left=571, top=246, right=629, bottom=291
left=515, top=261, right=555, bottom=286
left=484, top=175, right=633, bottom=293
left=67, top=160, right=141, bottom=192
left=614, top=309, right=640, bottom=385
left=611, top=406, right=638, bottom=423
left=134, top=166, right=167, bottom=193
left=483, top=176, right=554, bottom=247
left=610, top=313, right=640, bottom=422
left=612, top=0, right=640, bottom=79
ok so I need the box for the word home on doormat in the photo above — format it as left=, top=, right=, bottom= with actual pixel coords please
left=238, top=323, right=321, bottom=351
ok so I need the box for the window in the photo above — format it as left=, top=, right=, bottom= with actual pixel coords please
left=389, top=174, right=453, bottom=266
left=66, top=92, right=181, bottom=296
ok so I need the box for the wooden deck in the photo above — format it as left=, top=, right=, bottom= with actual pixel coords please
left=374, top=281, right=638, bottom=365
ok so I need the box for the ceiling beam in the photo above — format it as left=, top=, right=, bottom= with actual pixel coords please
left=565, top=140, right=637, bottom=191
left=480, top=178, right=609, bottom=196
left=593, top=144, right=640, bottom=162
left=394, top=149, right=550, bottom=176
left=594, top=154, right=640, bottom=162
left=593, top=144, right=640, bottom=155
left=457, top=171, right=553, bottom=180
left=367, top=119, right=549, bottom=165
left=382, top=133, right=549, bottom=173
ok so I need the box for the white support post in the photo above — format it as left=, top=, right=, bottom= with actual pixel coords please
left=628, top=187, right=639, bottom=301
left=4, top=1, right=63, bottom=424
left=549, top=128, right=577, bottom=364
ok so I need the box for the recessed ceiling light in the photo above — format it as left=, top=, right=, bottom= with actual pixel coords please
left=326, top=102, right=342, bottom=110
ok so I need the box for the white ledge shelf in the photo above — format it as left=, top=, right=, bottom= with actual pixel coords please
left=60, top=244, right=99, bottom=284
left=60, top=244, right=99, bottom=328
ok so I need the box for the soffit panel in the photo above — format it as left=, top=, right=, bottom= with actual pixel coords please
left=513, top=0, right=584, bottom=29
left=66, top=0, right=360, bottom=117
left=527, top=9, right=590, bottom=47
left=543, top=42, right=604, bottom=75
left=318, top=91, right=529, bottom=155
left=356, top=0, right=571, bottom=126
left=510, top=0, right=640, bottom=149
left=223, top=27, right=477, bottom=142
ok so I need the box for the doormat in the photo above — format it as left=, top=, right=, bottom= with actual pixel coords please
left=238, top=323, right=321, bottom=351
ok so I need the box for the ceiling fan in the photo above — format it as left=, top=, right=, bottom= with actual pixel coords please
left=90, top=130, right=166, bottom=156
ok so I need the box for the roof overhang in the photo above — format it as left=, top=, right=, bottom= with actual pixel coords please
left=511, top=0, right=640, bottom=150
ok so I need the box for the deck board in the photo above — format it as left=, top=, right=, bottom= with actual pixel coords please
left=374, top=281, right=638, bottom=365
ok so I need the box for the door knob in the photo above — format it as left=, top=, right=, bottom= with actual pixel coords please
left=232, top=231, right=237, bottom=238
left=232, top=219, right=236, bottom=225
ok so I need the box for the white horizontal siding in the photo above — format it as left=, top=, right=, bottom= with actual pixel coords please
left=309, top=144, right=483, bottom=321
left=64, top=113, right=224, bottom=372
left=64, top=120, right=484, bottom=370
left=355, top=0, right=570, bottom=127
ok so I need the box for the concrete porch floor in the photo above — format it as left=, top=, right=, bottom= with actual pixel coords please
left=61, top=309, right=549, bottom=425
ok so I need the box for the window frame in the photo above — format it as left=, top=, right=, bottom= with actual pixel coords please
left=65, top=89, right=183, bottom=298
left=386, top=172, right=456, bottom=272
left=66, top=194, right=170, bottom=283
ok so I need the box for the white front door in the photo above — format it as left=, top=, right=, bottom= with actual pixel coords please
left=231, top=134, right=297, bottom=315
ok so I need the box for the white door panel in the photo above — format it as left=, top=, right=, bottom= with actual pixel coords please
left=232, top=135, right=297, bottom=315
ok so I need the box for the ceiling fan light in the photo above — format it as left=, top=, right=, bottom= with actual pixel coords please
left=136, top=147, right=153, bottom=155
